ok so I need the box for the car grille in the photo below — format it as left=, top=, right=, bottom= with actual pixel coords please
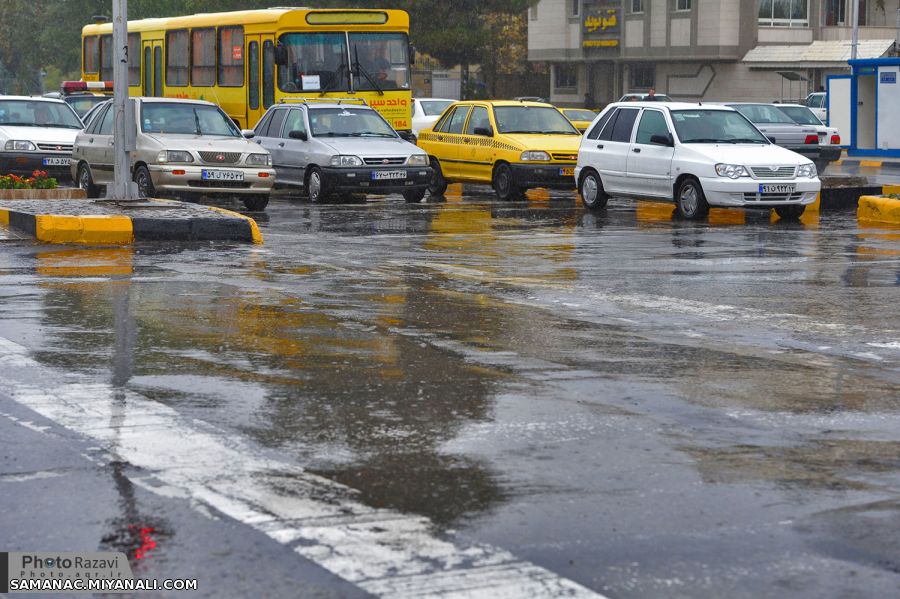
left=743, top=192, right=804, bottom=202
left=37, top=143, right=72, bottom=152
left=363, top=157, right=406, bottom=165
left=199, top=151, right=241, bottom=164
left=187, top=180, right=251, bottom=189
left=749, top=166, right=796, bottom=179
left=552, top=153, right=578, bottom=161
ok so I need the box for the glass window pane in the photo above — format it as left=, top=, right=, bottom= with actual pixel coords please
left=610, top=108, right=639, bottom=142
left=465, top=106, right=490, bottom=134
left=446, top=106, right=470, bottom=134
left=128, top=33, right=141, bottom=86
left=84, top=36, right=99, bottom=74
left=587, top=108, right=614, bottom=140
left=191, top=28, right=216, bottom=86
left=267, top=109, right=288, bottom=138
left=263, top=40, right=275, bottom=108
left=348, top=32, right=410, bottom=91
left=283, top=109, right=307, bottom=138
left=218, top=27, right=244, bottom=87
left=166, top=30, right=189, bottom=86
left=278, top=32, right=349, bottom=93
left=100, top=35, right=113, bottom=81
left=635, top=110, right=669, bottom=144
left=248, top=41, right=259, bottom=110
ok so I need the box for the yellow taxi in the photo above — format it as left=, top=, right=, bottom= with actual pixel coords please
left=560, top=108, right=599, bottom=134
left=416, top=100, right=582, bottom=201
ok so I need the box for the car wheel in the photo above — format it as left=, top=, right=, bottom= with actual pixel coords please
left=242, top=195, right=269, bottom=212
left=403, top=188, right=427, bottom=203
left=307, top=167, right=328, bottom=203
left=675, top=177, right=709, bottom=220
left=427, top=158, right=448, bottom=197
left=493, top=163, right=523, bottom=201
left=774, top=204, right=805, bottom=220
left=579, top=170, right=608, bottom=210
left=133, top=165, right=155, bottom=199
left=77, top=163, right=99, bottom=199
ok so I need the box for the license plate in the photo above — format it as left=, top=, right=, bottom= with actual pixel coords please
left=559, top=167, right=575, bottom=176
left=759, top=184, right=795, bottom=194
left=202, top=169, right=244, bottom=181
left=372, top=170, right=406, bottom=181
left=42, top=157, right=69, bottom=166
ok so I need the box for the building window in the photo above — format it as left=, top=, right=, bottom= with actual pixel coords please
left=758, top=0, right=809, bottom=27
left=571, top=0, right=580, bottom=17
left=824, top=0, right=867, bottom=26
left=631, top=0, right=644, bottom=13
left=555, top=64, right=578, bottom=90
left=529, top=4, right=538, bottom=20
left=630, top=64, right=655, bottom=89
left=676, top=0, right=692, bottom=10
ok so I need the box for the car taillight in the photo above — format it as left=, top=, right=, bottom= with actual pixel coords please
left=804, top=135, right=818, bottom=144
left=830, top=134, right=840, bottom=145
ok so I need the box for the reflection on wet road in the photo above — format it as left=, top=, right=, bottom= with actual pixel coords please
left=1, top=187, right=899, bottom=597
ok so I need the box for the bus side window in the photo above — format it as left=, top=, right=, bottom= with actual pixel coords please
left=248, top=41, right=260, bottom=110
left=84, top=36, right=99, bottom=74
left=143, top=47, right=152, bottom=96
left=128, top=33, right=141, bottom=86
left=263, top=40, right=275, bottom=108
left=219, top=26, right=244, bottom=86
left=153, top=46, right=162, bottom=96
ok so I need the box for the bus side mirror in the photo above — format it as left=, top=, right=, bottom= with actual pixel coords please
left=274, top=44, right=288, bottom=66
left=409, top=44, right=416, bottom=66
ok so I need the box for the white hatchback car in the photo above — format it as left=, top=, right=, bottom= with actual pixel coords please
left=411, top=98, right=455, bottom=136
left=575, top=102, right=821, bottom=220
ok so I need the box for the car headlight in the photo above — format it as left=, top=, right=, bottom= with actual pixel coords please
left=797, top=163, right=817, bottom=178
left=5, top=140, right=36, bottom=151
left=406, top=154, right=428, bottom=166
left=715, top=163, right=749, bottom=179
left=246, top=153, right=271, bottom=166
left=331, top=155, right=363, bottom=167
left=157, top=150, right=194, bottom=164
left=520, top=150, right=550, bottom=162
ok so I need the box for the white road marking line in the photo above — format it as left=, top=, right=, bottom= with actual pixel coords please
left=0, top=337, right=603, bottom=598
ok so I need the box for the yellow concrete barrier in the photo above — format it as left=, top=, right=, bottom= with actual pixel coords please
left=858, top=196, right=900, bottom=226
left=883, top=185, right=900, bottom=195
left=859, top=160, right=883, bottom=168
left=205, top=206, right=264, bottom=244
left=34, top=215, right=133, bottom=245
left=0, top=208, right=9, bottom=226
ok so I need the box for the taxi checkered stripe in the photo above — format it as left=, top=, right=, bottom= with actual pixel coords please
left=418, top=132, right=519, bottom=153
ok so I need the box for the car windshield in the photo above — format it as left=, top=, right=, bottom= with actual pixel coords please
left=775, top=106, right=822, bottom=126
left=420, top=100, right=454, bottom=116
left=729, top=104, right=795, bottom=124
left=494, top=106, right=579, bottom=134
left=66, top=96, right=108, bottom=118
left=140, top=103, right=240, bottom=136
left=671, top=110, right=769, bottom=144
left=564, top=109, right=597, bottom=121
left=308, top=107, right=397, bottom=138
left=278, top=32, right=350, bottom=93
left=0, top=100, right=82, bottom=128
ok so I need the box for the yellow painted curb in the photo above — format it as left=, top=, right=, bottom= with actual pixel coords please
left=858, top=196, right=900, bottom=226
left=205, top=206, right=264, bottom=244
left=806, top=192, right=820, bottom=213
left=859, top=160, right=883, bottom=168
left=0, top=208, right=9, bottom=226
left=883, top=185, right=900, bottom=195
left=832, top=160, right=843, bottom=166
left=34, top=215, right=133, bottom=245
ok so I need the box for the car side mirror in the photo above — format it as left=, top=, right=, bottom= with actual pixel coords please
left=473, top=126, right=493, bottom=137
left=274, top=44, right=288, bottom=66
left=650, top=133, right=673, bottom=146
left=289, top=130, right=308, bottom=141
left=241, top=129, right=256, bottom=139
left=767, top=136, right=776, bottom=144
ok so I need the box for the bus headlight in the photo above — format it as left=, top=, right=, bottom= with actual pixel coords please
left=246, top=153, right=271, bottom=166
left=157, top=150, right=194, bottom=164
left=331, top=155, right=363, bottom=167
left=5, top=140, right=36, bottom=151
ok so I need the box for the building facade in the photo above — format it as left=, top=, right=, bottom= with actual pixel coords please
left=528, top=0, right=899, bottom=106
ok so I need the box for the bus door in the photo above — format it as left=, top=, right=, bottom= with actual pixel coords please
left=142, top=39, right=163, bottom=97
left=246, top=34, right=275, bottom=129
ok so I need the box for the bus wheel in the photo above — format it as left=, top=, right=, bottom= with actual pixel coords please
left=307, top=167, right=328, bottom=203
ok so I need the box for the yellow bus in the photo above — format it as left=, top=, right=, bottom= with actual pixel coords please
left=81, top=8, right=413, bottom=133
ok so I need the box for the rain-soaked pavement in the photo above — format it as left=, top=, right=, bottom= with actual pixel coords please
left=1, top=185, right=899, bottom=598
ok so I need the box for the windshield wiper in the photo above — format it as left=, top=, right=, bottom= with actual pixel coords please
left=681, top=138, right=723, bottom=143
left=1, top=122, right=38, bottom=127
left=727, top=138, right=767, bottom=144
left=544, top=130, right=581, bottom=135
left=352, top=45, right=384, bottom=96
left=320, top=60, right=348, bottom=96
left=315, top=132, right=352, bottom=137
left=193, top=109, right=202, bottom=135
left=349, top=131, right=395, bottom=137
left=503, top=130, right=547, bottom=134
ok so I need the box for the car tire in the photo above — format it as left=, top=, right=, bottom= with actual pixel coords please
left=307, top=167, right=328, bottom=203
left=774, top=204, right=805, bottom=220
left=77, top=163, right=100, bottom=199
left=674, top=177, right=709, bottom=220
left=403, top=188, right=427, bottom=203
left=579, top=170, right=609, bottom=210
left=493, top=163, right=523, bottom=201
left=133, top=165, right=155, bottom=199
left=427, top=158, right=448, bottom=197
left=242, top=195, right=269, bottom=211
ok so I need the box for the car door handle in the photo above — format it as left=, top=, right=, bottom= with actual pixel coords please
left=596, top=144, right=604, bottom=149
left=278, top=142, right=285, bottom=147
left=89, top=138, right=94, bottom=143
left=632, top=148, right=641, bottom=153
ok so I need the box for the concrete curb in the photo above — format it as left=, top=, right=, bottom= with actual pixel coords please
left=0, top=189, right=87, bottom=200
left=835, top=159, right=900, bottom=170
left=858, top=195, right=900, bottom=226
left=0, top=200, right=263, bottom=246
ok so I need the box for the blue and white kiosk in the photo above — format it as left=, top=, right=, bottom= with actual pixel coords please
left=828, top=58, right=900, bottom=158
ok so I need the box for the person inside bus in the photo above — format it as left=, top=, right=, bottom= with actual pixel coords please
left=358, top=44, right=394, bottom=88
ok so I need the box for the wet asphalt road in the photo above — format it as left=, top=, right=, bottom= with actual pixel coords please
left=1, top=185, right=900, bottom=598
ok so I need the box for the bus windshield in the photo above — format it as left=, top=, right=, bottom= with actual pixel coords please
left=349, top=32, right=410, bottom=91
left=141, top=103, right=240, bottom=136
left=278, top=32, right=350, bottom=94
left=308, top=107, right=396, bottom=138
left=0, top=100, right=83, bottom=129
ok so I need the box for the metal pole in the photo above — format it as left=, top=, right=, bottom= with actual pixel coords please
left=107, top=0, right=138, bottom=200
left=850, top=0, right=860, bottom=60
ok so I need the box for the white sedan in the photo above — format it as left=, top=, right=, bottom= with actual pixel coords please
left=575, top=102, right=820, bottom=220
left=411, top=98, right=455, bottom=136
